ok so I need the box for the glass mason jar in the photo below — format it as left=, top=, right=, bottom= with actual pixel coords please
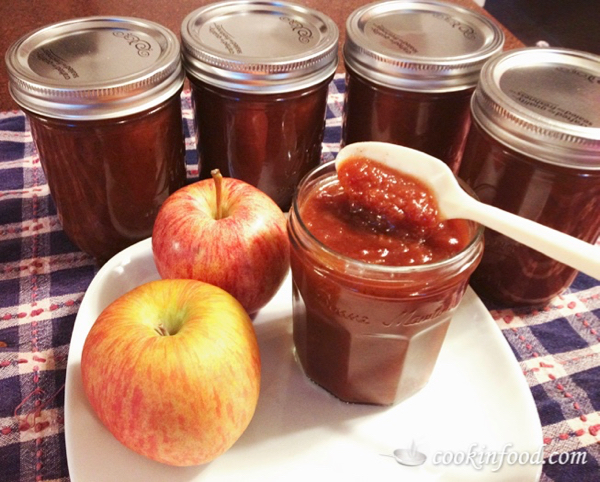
left=5, top=17, right=186, bottom=263
left=342, top=0, right=504, bottom=172
left=458, top=48, right=600, bottom=306
left=288, top=161, right=484, bottom=405
left=181, top=1, right=339, bottom=211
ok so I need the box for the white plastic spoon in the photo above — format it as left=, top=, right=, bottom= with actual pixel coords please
left=335, top=141, right=600, bottom=281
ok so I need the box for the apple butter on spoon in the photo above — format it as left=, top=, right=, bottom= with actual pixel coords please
left=336, top=157, right=440, bottom=236
left=333, top=155, right=472, bottom=266
left=336, top=142, right=600, bottom=280
left=299, top=160, right=471, bottom=266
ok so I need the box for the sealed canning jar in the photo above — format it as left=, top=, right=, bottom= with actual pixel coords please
left=288, top=159, right=483, bottom=405
left=181, top=1, right=339, bottom=210
left=5, top=17, right=186, bottom=262
left=342, top=0, right=504, bottom=172
left=458, top=48, right=600, bottom=306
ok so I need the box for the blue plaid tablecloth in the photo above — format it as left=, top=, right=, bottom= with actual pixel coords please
left=0, top=75, right=599, bottom=482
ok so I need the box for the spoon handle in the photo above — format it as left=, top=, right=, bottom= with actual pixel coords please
left=452, top=196, right=600, bottom=281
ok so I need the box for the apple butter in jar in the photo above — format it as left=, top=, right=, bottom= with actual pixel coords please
left=342, top=0, right=505, bottom=172
left=288, top=146, right=483, bottom=405
left=181, top=1, right=339, bottom=211
left=5, top=17, right=186, bottom=263
left=458, top=48, right=600, bottom=307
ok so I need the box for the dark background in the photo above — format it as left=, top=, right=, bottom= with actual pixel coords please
left=484, top=0, right=599, bottom=54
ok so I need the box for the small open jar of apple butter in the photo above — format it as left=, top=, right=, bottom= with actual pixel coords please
left=5, top=17, right=187, bottom=262
left=459, top=48, right=600, bottom=307
left=181, top=1, right=339, bottom=211
left=342, top=0, right=505, bottom=172
left=288, top=157, right=483, bottom=405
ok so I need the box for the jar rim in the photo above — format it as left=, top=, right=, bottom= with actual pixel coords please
left=5, top=16, right=184, bottom=120
left=180, top=0, right=339, bottom=93
left=290, top=160, right=484, bottom=276
left=471, top=47, right=600, bottom=169
left=343, top=0, right=505, bottom=92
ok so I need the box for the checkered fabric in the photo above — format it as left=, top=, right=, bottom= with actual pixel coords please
left=0, top=74, right=598, bottom=482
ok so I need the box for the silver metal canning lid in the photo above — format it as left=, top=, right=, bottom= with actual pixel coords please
left=471, top=47, right=600, bottom=169
left=181, top=1, right=339, bottom=93
left=344, top=0, right=505, bottom=92
left=5, top=17, right=184, bottom=120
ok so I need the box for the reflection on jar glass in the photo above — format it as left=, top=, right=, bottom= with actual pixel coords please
left=181, top=1, right=339, bottom=211
left=342, top=0, right=504, bottom=172
left=288, top=160, right=483, bottom=405
left=5, top=17, right=187, bottom=263
left=459, top=48, right=600, bottom=306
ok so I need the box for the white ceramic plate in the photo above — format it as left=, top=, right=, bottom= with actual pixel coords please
left=65, top=238, right=543, bottom=482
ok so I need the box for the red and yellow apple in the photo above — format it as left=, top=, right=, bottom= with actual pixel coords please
left=80, top=278, right=261, bottom=466
left=152, top=171, right=289, bottom=315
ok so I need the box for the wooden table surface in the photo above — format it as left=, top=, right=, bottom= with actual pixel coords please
left=0, top=0, right=523, bottom=112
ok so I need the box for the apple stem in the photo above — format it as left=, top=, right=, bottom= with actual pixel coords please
left=211, top=169, right=224, bottom=220
left=155, top=323, right=169, bottom=336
